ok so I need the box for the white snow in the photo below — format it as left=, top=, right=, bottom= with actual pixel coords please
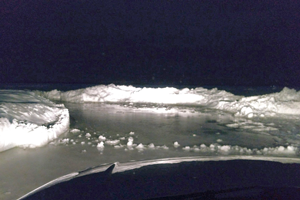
left=148, top=143, right=155, bottom=149
left=85, top=133, right=91, bottom=138
left=173, top=141, right=180, bottom=148
left=183, top=146, right=191, bottom=151
left=2, top=85, right=300, bottom=200
left=70, top=128, right=80, bottom=133
left=219, top=145, right=231, bottom=152
left=127, top=137, right=134, bottom=146
left=1, top=85, right=300, bottom=155
left=0, top=90, right=69, bottom=152
left=177, top=144, right=298, bottom=156
left=37, top=84, right=300, bottom=118
left=97, top=141, right=104, bottom=149
left=136, top=143, right=145, bottom=150
left=105, top=140, right=120, bottom=145
left=98, top=135, right=106, bottom=141
left=89, top=131, right=299, bottom=156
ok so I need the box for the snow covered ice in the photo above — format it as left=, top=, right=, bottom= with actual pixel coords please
left=1, top=84, right=300, bottom=200
left=2, top=85, right=300, bottom=154
left=0, top=90, right=69, bottom=152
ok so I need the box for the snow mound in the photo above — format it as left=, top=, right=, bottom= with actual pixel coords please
left=37, top=85, right=300, bottom=118
left=0, top=90, right=69, bottom=152
left=218, top=87, right=300, bottom=118
left=36, top=84, right=237, bottom=104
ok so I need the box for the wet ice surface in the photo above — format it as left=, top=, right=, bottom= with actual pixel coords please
left=64, top=102, right=300, bottom=154
left=1, top=85, right=300, bottom=200
left=1, top=102, right=300, bottom=200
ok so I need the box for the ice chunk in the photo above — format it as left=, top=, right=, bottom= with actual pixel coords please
left=148, top=143, right=155, bottom=149
left=238, top=107, right=254, bottom=118
left=161, top=145, right=169, bottom=150
left=70, top=129, right=80, bottom=133
left=59, top=138, right=69, bottom=145
left=97, top=141, right=104, bottom=150
left=98, top=135, right=106, bottom=141
left=136, top=143, right=144, bottom=150
left=219, top=145, right=231, bottom=152
left=127, top=137, right=134, bottom=146
left=173, top=141, right=180, bottom=148
left=193, top=147, right=200, bottom=152
left=183, top=146, right=191, bottom=151
left=85, top=133, right=91, bottom=138
left=105, top=140, right=120, bottom=145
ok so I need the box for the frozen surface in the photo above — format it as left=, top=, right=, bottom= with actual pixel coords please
left=1, top=85, right=300, bottom=200
left=62, top=102, right=300, bottom=157
left=0, top=90, right=69, bottom=152
left=1, top=85, right=300, bottom=154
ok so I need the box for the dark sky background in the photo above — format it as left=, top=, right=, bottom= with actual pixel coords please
left=1, top=0, right=300, bottom=87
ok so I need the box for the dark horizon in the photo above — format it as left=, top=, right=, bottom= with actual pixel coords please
left=1, top=0, right=299, bottom=87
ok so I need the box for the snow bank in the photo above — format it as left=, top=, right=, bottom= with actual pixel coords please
left=0, top=90, right=69, bottom=152
left=37, top=84, right=300, bottom=118
left=36, top=84, right=238, bottom=104
left=217, top=87, right=300, bottom=118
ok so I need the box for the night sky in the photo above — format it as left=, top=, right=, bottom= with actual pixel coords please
left=1, top=0, right=300, bottom=87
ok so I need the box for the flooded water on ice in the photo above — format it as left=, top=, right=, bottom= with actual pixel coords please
left=1, top=85, right=300, bottom=200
